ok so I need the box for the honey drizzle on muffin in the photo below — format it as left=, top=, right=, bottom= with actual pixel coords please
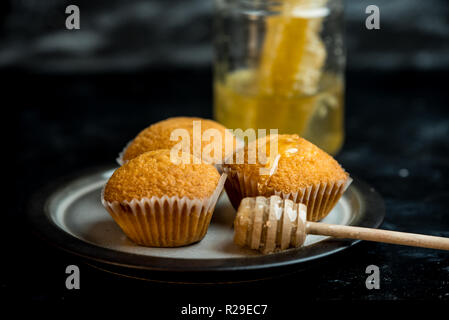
left=258, top=135, right=301, bottom=194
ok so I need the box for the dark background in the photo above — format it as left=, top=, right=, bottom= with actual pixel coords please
left=2, top=0, right=449, bottom=309
left=1, top=0, right=449, bottom=72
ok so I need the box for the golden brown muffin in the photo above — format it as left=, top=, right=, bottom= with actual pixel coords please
left=121, top=117, right=237, bottom=165
left=223, top=134, right=350, bottom=221
left=105, top=149, right=220, bottom=201
left=103, top=149, right=225, bottom=247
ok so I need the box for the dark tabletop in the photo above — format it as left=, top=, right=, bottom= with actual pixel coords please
left=4, top=68, right=449, bottom=308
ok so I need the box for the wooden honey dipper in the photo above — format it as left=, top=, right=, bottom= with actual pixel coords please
left=234, top=195, right=449, bottom=254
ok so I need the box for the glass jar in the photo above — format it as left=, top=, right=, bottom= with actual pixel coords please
left=213, top=0, right=345, bottom=155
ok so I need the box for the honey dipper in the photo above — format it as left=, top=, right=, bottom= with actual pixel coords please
left=234, top=196, right=449, bottom=254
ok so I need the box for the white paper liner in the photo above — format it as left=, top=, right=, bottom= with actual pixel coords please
left=101, top=173, right=227, bottom=247
left=223, top=166, right=352, bottom=222
left=116, top=139, right=133, bottom=166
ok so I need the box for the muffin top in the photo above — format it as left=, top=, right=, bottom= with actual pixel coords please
left=224, top=134, right=348, bottom=193
left=122, top=117, right=237, bottom=164
left=104, top=149, right=220, bottom=202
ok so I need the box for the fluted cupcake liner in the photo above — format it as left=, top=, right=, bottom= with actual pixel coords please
left=116, top=139, right=132, bottom=166
left=101, top=173, right=227, bottom=247
left=223, top=167, right=352, bottom=221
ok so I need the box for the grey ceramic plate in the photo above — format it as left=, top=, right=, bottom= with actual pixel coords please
left=29, top=166, right=384, bottom=281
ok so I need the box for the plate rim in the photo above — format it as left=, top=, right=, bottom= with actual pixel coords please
left=28, top=165, right=385, bottom=273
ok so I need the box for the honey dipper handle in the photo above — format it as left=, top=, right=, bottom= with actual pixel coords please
left=306, top=222, right=449, bottom=251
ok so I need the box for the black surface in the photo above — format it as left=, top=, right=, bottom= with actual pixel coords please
left=4, top=68, right=449, bottom=307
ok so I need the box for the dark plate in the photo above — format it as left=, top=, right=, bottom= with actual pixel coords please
left=28, top=166, right=384, bottom=282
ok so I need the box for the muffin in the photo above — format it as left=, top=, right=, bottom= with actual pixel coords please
left=119, top=117, right=239, bottom=166
left=223, top=134, right=351, bottom=221
left=102, top=149, right=226, bottom=247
